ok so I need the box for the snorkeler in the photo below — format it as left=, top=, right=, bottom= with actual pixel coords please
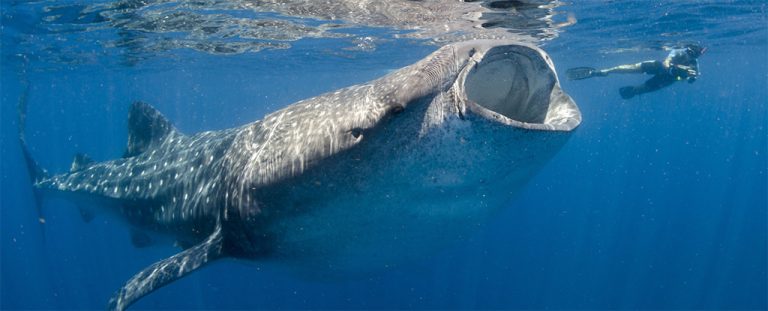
left=567, top=44, right=707, bottom=99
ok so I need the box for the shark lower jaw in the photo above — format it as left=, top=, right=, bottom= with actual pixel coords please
left=459, top=44, right=580, bottom=132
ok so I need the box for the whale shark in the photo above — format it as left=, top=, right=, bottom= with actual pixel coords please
left=20, top=40, right=581, bottom=310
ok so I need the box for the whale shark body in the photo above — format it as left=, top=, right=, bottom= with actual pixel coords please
left=21, top=40, right=581, bottom=310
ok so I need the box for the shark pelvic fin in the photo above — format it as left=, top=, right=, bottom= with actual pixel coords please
left=124, top=102, right=178, bottom=158
left=108, top=222, right=224, bottom=311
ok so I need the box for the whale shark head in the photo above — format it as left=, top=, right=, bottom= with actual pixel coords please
left=223, top=40, right=581, bottom=273
left=385, top=39, right=580, bottom=132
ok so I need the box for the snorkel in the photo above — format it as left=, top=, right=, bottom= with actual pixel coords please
left=685, top=44, right=706, bottom=58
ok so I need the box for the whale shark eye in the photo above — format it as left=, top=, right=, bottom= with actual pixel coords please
left=391, top=105, right=404, bottom=114
left=350, top=128, right=363, bottom=139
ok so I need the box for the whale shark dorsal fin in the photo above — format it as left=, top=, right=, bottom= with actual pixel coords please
left=108, top=223, right=224, bottom=311
left=70, top=153, right=94, bottom=172
left=124, top=101, right=178, bottom=158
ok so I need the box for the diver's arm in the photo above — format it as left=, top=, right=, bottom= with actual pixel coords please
left=667, top=49, right=699, bottom=82
left=687, top=60, right=699, bottom=83
left=673, top=60, right=699, bottom=82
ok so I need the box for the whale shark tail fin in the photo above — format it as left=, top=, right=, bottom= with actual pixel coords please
left=124, top=101, right=179, bottom=158
left=108, top=222, right=224, bottom=311
left=17, top=79, right=50, bottom=229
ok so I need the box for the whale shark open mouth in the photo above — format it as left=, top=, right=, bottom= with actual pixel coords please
left=461, top=45, right=580, bottom=131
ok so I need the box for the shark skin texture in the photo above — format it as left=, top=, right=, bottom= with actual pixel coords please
left=20, top=40, right=581, bottom=310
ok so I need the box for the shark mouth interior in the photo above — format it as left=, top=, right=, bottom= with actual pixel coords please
left=463, top=45, right=575, bottom=130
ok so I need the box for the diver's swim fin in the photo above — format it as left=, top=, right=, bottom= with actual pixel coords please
left=566, top=67, right=603, bottom=80
left=619, top=86, right=636, bottom=99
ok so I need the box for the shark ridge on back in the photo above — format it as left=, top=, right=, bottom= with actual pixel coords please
left=20, top=40, right=581, bottom=310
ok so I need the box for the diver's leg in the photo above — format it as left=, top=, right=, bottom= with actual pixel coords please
left=619, top=74, right=676, bottom=99
left=600, top=61, right=663, bottom=75
left=635, top=74, right=677, bottom=94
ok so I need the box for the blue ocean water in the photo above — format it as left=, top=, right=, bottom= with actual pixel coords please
left=1, top=0, right=766, bottom=309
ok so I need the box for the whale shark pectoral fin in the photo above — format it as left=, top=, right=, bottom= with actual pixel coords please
left=124, top=101, right=180, bottom=158
left=108, top=224, right=224, bottom=311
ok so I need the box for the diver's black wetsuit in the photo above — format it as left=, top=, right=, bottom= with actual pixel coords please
left=570, top=44, right=705, bottom=99
left=610, top=49, right=700, bottom=99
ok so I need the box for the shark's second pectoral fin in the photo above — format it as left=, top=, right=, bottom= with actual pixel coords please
left=130, top=229, right=153, bottom=248
left=78, top=206, right=95, bottom=223
left=108, top=224, right=224, bottom=311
